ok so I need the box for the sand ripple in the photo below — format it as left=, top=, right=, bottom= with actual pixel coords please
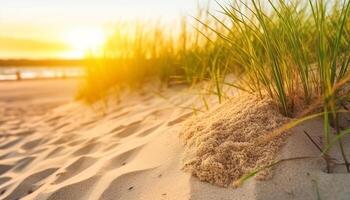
left=0, top=85, right=196, bottom=200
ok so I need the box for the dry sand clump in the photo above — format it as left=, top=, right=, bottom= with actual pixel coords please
left=180, top=93, right=290, bottom=187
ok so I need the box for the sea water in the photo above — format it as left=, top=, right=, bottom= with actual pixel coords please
left=0, top=66, right=84, bottom=81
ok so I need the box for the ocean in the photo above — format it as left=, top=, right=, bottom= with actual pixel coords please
left=0, top=66, right=84, bottom=81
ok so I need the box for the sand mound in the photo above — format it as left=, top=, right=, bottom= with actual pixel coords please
left=180, top=93, right=289, bottom=187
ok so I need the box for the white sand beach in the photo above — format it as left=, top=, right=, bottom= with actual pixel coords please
left=0, top=79, right=349, bottom=200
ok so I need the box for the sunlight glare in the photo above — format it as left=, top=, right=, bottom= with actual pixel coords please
left=64, top=28, right=106, bottom=58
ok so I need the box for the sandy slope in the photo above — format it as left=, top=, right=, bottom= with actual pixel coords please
left=0, top=79, right=349, bottom=200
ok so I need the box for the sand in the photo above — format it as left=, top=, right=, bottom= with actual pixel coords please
left=0, top=79, right=349, bottom=200
left=180, top=94, right=289, bottom=187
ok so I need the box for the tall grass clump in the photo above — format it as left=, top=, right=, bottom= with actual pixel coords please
left=203, top=0, right=350, bottom=172
left=208, top=0, right=350, bottom=117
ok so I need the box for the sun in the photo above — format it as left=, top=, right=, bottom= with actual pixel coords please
left=63, top=27, right=106, bottom=58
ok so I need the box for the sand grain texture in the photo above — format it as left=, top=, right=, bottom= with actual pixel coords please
left=0, top=80, right=350, bottom=200
left=180, top=94, right=289, bottom=187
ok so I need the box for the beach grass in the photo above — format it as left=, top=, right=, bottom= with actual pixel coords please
left=79, top=0, right=350, bottom=172
left=215, top=0, right=350, bottom=173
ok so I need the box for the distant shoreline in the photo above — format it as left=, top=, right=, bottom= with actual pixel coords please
left=0, top=59, right=85, bottom=67
left=0, top=76, right=82, bottom=82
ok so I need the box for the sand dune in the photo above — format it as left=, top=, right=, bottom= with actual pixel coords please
left=0, top=79, right=349, bottom=200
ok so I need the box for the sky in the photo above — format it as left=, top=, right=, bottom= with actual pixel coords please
left=0, top=0, right=206, bottom=59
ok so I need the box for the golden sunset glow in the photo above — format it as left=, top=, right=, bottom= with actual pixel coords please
left=63, top=28, right=106, bottom=58
left=0, top=0, right=197, bottom=59
left=1, top=1, right=350, bottom=199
